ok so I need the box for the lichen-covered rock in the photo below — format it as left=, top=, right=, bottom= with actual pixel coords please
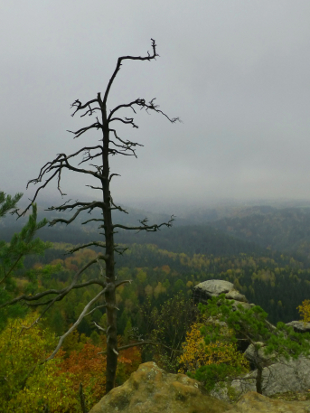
left=286, top=321, right=310, bottom=334
left=88, top=361, right=229, bottom=413
left=228, top=391, right=310, bottom=413
left=194, top=280, right=234, bottom=298
left=193, top=280, right=248, bottom=306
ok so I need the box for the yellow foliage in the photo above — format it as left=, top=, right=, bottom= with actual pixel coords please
left=297, top=299, right=310, bottom=323
left=0, top=314, right=78, bottom=412
left=178, top=322, right=249, bottom=374
left=7, top=363, right=79, bottom=413
left=186, top=280, right=193, bottom=289
left=154, top=282, right=166, bottom=298
left=145, top=284, right=153, bottom=296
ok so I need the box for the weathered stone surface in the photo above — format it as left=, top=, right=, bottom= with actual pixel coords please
left=225, top=290, right=248, bottom=303
left=195, top=280, right=234, bottom=298
left=287, top=320, right=310, bottom=334
left=259, top=357, right=310, bottom=396
left=89, top=362, right=229, bottom=413
left=228, top=391, right=310, bottom=413
left=212, top=356, right=310, bottom=402
left=244, top=343, right=276, bottom=364
left=89, top=362, right=310, bottom=413
left=193, top=280, right=250, bottom=308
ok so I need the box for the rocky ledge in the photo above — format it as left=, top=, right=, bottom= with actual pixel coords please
left=89, top=362, right=310, bottom=413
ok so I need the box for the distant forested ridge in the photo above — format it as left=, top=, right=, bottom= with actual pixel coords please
left=210, top=207, right=310, bottom=258
left=1, top=221, right=265, bottom=257
left=3, top=202, right=310, bottom=333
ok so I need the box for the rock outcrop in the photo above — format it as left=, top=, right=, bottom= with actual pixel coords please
left=222, top=356, right=310, bottom=401
left=228, top=391, right=310, bottom=413
left=89, top=281, right=310, bottom=412
left=88, top=361, right=229, bottom=413
left=193, top=279, right=249, bottom=308
left=287, top=320, right=310, bottom=334
left=88, top=363, right=310, bottom=413
left=193, top=279, right=310, bottom=400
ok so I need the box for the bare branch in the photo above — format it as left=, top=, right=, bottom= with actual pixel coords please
left=109, top=97, right=180, bottom=128
left=85, top=304, right=107, bottom=318
left=0, top=255, right=106, bottom=309
left=109, top=128, right=143, bottom=149
left=93, top=321, right=106, bottom=332
left=78, top=149, right=103, bottom=166
left=85, top=185, right=102, bottom=190
left=25, top=279, right=106, bottom=307
left=113, top=216, right=174, bottom=232
left=114, top=245, right=128, bottom=255
left=21, top=156, right=104, bottom=216
left=48, top=201, right=105, bottom=226
left=109, top=116, right=138, bottom=128
left=81, top=217, right=104, bottom=225
left=115, top=280, right=132, bottom=289
left=45, top=287, right=107, bottom=362
left=103, top=39, right=158, bottom=106
left=70, top=96, right=100, bottom=117
left=48, top=200, right=104, bottom=213
left=110, top=202, right=128, bottom=215
left=65, top=242, right=106, bottom=254
left=108, top=99, right=139, bottom=120
left=67, top=119, right=102, bottom=139
left=109, top=149, right=136, bottom=157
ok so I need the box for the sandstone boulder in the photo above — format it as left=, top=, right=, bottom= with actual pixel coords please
left=88, top=361, right=229, bottom=413
left=193, top=280, right=248, bottom=306
left=228, top=391, right=310, bottom=413
left=89, top=362, right=310, bottom=413
left=211, top=356, right=310, bottom=402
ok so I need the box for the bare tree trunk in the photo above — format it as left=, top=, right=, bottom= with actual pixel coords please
left=101, top=114, right=118, bottom=392
left=6, top=39, right=178, bottom=395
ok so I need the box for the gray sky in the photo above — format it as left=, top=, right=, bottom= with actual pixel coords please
left=1, top=1, right=310, bottom=212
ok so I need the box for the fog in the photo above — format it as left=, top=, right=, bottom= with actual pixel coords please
left=1, top=1, right=310, bottom=213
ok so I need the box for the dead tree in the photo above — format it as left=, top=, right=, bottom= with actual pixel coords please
left=3, top=39, right=178, bottom=393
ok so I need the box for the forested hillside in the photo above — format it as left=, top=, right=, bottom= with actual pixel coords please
left=21, top=241, right=310, bottom=330
left=4, top=203, right=310, bottom=329
left=210, top=207, right=310, bottom=258
left=2, top=202, right=310, bottom=411
left=0, top=218, right=265, bottom=256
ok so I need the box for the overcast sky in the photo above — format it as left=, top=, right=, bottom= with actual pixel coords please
left=1, top=1, right=310, bottom=212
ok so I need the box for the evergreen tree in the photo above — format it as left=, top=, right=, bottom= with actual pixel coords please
left=0, top=192, right=54, bottom=330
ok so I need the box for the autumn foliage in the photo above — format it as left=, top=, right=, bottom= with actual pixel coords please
left=0, top=314, right=142, bottom=412
left=178, top=321, right=249, bottom=377
left=0, top=314, right=79, bottom=412
left=59, top=339, right=141, bottom=408
left=297, top=299, right=310, bottom=323
left=59, top=342, right=107, bottom=409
